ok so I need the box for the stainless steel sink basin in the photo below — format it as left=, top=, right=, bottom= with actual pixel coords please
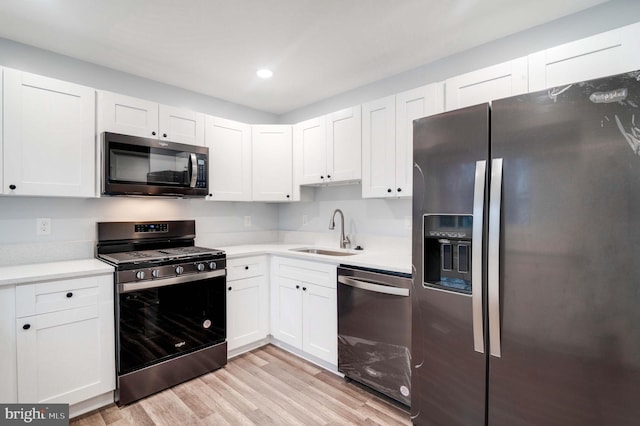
left=289, top=247, right=357, bottom=256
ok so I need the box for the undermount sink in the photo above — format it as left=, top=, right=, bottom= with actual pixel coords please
left=289, top=247, right=358, bottom=256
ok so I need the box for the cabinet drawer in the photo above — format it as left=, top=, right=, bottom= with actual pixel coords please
left=16, top=274, right=112, bottom=318
left=271, top=257, right=337, bottom=289
left=227, top=256, right=266, bottom=282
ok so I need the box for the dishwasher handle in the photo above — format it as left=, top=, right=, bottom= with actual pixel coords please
left=338, top=276, right=410, bottom=297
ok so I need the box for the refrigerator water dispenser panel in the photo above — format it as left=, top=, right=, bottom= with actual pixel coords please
left=423, top=214, right=473, bottom=293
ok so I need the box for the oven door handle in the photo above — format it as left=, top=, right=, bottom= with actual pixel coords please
left=338, top=276, right=409, bottom=297
left=118, top=269, right=226, bottom=293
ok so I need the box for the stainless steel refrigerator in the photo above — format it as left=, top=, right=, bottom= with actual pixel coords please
left=411, top=71, right=640, bottom=425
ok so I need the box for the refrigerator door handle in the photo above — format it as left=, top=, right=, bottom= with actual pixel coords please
left=472, top=160, right=486, bottom=353
left=488, top=158, right=503, bottom=358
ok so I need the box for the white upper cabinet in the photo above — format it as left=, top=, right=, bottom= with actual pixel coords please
left=98, top=91, right=204, bottom=145
left=529, top=22, right=640, bottom=92
left=252, top=125, right=295, bottom=202
left=395, top=84, right=444, bottom=196
left=362, top=83, right=444, bottom=198
left=294, top=106, right=361, bottom=186
left=205, top=116, right=252, bottom=201
left=97, top=91, right=158, bottom=139
left=295, top=116, right=327, bottom=185
left=327, top=106, right=361, bottom=183
left=445, top=57, right=528, bottom=111
left=362, top=95, right=396, bottom=198
left=3, top=69, right=95, bottom=197
left=158, top=104, right=205, bottom=146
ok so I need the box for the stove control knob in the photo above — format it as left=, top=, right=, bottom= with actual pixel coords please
left=135, top=271, right=146, bottom=280
left=152, top=269, right=160, bottom=278
left=196, top=263, right=205, bottom=272
left=209, top=262, right=217, bottom=270
left=175, top=266, right=184, bottom=275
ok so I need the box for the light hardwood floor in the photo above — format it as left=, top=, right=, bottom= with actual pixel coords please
left=71, top=344, right=411, bottom=425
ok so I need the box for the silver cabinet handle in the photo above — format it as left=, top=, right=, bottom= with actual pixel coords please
left=189, top=153, right=197, bottom=188
left=488, top=158, right=503, bottom=357
left=338, top=276, right=409, bottom=297
left=472, top=160, right=486, bottom=353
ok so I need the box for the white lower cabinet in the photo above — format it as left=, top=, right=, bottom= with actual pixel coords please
left=271, top=257, right=337, bottom=365
left=0, top=285, right=17, bottom=403
left=226, top=256, right=269, bottom=352
left=14, top=274, right=115, bottom=406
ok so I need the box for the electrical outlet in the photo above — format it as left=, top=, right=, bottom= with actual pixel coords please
left=404, top=216, right=412, bottom=230
left=302, top=215, right=308, bottom=225
left=37, top=218, right=51, bottom=235
left=244, top=216, right=252, bottom=227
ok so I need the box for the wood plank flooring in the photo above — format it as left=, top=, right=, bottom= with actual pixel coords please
left=71, top=344, right=411, bottom=426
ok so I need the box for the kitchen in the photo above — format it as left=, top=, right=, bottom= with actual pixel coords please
left=1, top=0, right=640, bottom=425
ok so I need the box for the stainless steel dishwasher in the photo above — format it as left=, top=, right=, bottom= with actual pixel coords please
left=337, top=265, right=412, bottom=406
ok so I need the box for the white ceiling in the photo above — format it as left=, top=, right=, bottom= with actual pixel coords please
left=0, top=0, right=608, bottom=114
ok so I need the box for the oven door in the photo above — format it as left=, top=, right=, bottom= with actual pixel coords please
left=103, top=132, right=208, bottom=197
left=116, top=273, right=226, bottom=376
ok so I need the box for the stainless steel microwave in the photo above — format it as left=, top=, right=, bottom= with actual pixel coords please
left=102, top=132, right=208, bottom=197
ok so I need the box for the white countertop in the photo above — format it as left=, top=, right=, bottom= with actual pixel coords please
left=0, top=259, right=114, bottom=287
left=220, top=243, right=412, bottom=275
left=0, top=243, right=410, bottom=287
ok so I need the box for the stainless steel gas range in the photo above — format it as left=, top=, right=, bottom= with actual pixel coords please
left=96, top=220, right=227, bottom=405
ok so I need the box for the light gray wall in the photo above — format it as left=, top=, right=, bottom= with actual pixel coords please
left=279, top=0, right=640, bottom=123
left=0, top=197, right=279, bottom=266
left=0, top=38, right=278, bottom=124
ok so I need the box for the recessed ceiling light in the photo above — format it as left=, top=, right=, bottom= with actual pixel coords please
left=256, top=68, right=273, bottom=79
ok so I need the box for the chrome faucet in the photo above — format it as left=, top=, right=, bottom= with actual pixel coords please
left=329, top=209, right=351, bottom=249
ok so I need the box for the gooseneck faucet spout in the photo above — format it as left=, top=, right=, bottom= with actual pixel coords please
left=329, top=209, right=351, bottom=249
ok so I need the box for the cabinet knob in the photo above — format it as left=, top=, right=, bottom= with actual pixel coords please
left=228, top=286, right=232, bottom=291
left=152, top=131, right=156, bottom=136
left=327, top=175, right=331, bottom=179
left=66, top=292, right=73, bottom=298
left=296, top=285, right=300, bottom=289
left=397, top=188, right=402, bottom=192
left=244, top=266, right=249, bottom=270
left=9, top=184, right=16, bottom=190
left=23, top=324, right=31, bottom=330
left=387, top=188, right=392, bottom=193
left=208, top=193, right=213, bottom=197
left=320, top=176, right=324, bottom=179
left=163, top=133, right=168, bottom=138
left=303, top=287, right=307, bottom=291
left=286, top=194, right=290, bottom=198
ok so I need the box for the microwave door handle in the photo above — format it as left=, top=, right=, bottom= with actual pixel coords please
left=189, top=153, right=197, bottom=188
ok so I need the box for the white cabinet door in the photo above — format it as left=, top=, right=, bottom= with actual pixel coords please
left=0, top=67, right=3, bottom=193
left=294, top=116, right=327, bottom=185
left=159, top=104, right=205, bottom=146
left=4, top=69, right=95, bottom=197
left=272, top=276, right=303, bottom=348
left=445, top=57, right=528, bottom=111
left=97, top=91, right=158, bottom=138
left=227, top=275, right=268, bottom=351
left=0, top=286, right=17, bottom=403
left=362, top=95, right=396, bottom=198
left=395, top=84, right=445, bottom=197
left=328, top=106, right=361, bottom=183
left=302, top=283, right=337, bottom=365
left=16, top=302, right=115, bottom=405
left=252, top=125, right=294, bottom=201
left=205, top=116, right=252, bottom=201
left=529, top=22, right=640, bottom=92
left=15, top=275, right=115, bottom=406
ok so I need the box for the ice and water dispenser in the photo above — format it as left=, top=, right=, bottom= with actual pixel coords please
left=423, top=215, right=473, bottom=294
